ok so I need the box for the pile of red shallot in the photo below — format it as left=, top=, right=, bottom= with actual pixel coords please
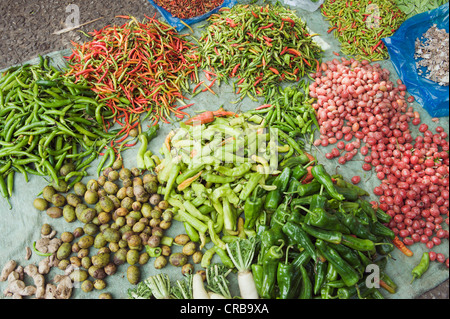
left=309, top=57, right=449, bottom=266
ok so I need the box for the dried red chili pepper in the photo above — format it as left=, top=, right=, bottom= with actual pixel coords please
left=154, top=0, right=224, bottom=20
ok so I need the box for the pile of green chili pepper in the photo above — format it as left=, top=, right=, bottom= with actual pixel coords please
left=197, top=3, right=322, bottom=101
left=155, top=109, right=283, bottom=267
left=243, top=80, right=319, bottom=151
left=321, top=0, right=406, bottom=61
left=252, top=162, right=399, bottom=299
left=0, top=57, right=118, bottom=205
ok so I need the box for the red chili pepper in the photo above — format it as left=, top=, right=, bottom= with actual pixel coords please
left=269, top=67, right=279, bottom=75
left=328, top=26, right=337, bottom=33
left=393, top=236, right=414, bottom=257
left=192, top=81, right=204, bottom=94
left=286, top=48, right=302, bottom=56
left=231, top=63, right=241, bottom=77
left=303, top=58, right=311, bottom=67
left=255, top=104, right=272, bottom=110
left=258, top=23, right=274, bottom=30
left=281, top=17, right=295, bottom=25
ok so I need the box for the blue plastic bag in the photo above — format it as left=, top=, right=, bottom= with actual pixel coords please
left=382, top=3, right=449, bottom=118
left=147, top=0, right=237, bottom=31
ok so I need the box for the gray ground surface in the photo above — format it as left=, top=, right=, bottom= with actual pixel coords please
left=0, top=0, right=448, bottom=299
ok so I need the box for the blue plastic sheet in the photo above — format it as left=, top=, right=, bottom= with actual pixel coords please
left=382, top=3, right=449, bottom=118
left=147, top=0, right=237, bottom=31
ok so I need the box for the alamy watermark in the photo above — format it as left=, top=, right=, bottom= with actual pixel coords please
left=65, top=4, right=80, bottom=29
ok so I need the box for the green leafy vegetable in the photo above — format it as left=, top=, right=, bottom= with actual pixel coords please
left=127, top=281, right=153, bottom=299
left=395, top=0, right=448, bottom=18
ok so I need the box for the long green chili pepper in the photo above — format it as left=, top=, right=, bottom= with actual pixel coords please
left=0, top=62, right=119, bottom=201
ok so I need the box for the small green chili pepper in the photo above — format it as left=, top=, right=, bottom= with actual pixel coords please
left=411, top=252, right=430, bottom=284
left=311, top=164, right=344, bottom=201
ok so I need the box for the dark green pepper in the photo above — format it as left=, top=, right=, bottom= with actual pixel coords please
left=287, top=176, right=302, bottom=193
left=270, top=199, right=291, bottom=227
left=357, top=199, right=378, bottom=223
left=282, top=221, right=317, bottom=261
left=287, top=210, right=305, bottom=225
left=292, top=165, right=307, bottom=180
left=353, top=208, right=371, bottom=226
left=260, top=225, right=287, bottom=252
left=337, top=280, right=369, bottom=299
left=314, top=257, right=328, bottom=295
left=330, top=185, right=360, bottom=201
left=322, top=262, right=340, bottom=298
left=280, top=154, right=311, bottom=169
left=290, top=195, right=315, bottom=209
left=309, top=193, right=328, bottom=210
left=325, top=279, right=346, bottom=288
left=369, top=289, right=385, bottom=299
left=329, top=242, right=364, bottom=275
left=260, top=243, right=285, bottom=299
left=334, top=177, right=369, bottom=196
left=300, top=222, right=343, bottom=244
left=341, top=234, right=377, bottom=252
left=277, top=246, right=301, bottom=299
left=376, top=207, right=392, bottom=224
left=142, top=123, right=160, bottom=141
left=336, top=211, right=378, bottom=242
left=243, top=187, right=263, bottom=230
left=251, top=263, right=264, bottom=297
left=298, top=265, right=312, bottom=299
left=291, top=249, right=312, bottom=269
left=0, top=174, right=11, bottom=209
left=315, top=239, right=360, bottom=287
left=256, top=211, right=270, bottom=236
left=376, top=237, right=395, bottom=255
left=325, top=262, right=339, bottom=282
left=327, top=199, right=359, bottom=213
left=370, top=221, right=395, bottom=240
left=310, top=165, right=344, bottom=201
left=297, top=180, right=321, bottom=197
left=357, top=251, right=373, bottom=268
left=264, top=167, right=291, bottom=212
left=305, top=206, right=351, bottom=234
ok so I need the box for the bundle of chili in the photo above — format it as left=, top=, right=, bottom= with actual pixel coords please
left=154, top=0, right=225, bottom=20
left=321, top=0, right=406, bottom=61
left=65, top=16, right=200, bottom=139
left=198, top=3, right=322, bottom=101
